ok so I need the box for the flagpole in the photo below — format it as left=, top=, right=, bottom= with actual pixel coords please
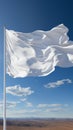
left=3, top=26, right=6, bottom=130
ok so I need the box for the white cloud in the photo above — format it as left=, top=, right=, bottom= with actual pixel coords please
left=46, top=107, right=64, bottom=112
left=44, top=79, right=72, bottom=88
left=37, top=103, right=62, bottom=108
left=0, top=101, right=3, bottom=108
left=37, top=103, right=68, bottom=112
left=6, top=105, right=67, bottom=118
left=37, top=104, right=47, bottom=108
left=6, top=101, right=18, bottom=108
left=26, top=102, right=33, bottom=107
left=20, top=98, right=27, bottom=102
left=6, top=102, right=69, bottom=118
left=12, top=108, right=42, bottom=115
left=20, top=98, right=33, bottom=107
left=6, top=85, right=34, bottom=96
left=0, top=101, right=19, bottom=109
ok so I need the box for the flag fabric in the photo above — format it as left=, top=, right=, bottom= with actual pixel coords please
left=6, top=24, right=73, bottom=78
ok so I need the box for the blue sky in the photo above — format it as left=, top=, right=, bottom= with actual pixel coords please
left=0, top=0, right=73, bottom=118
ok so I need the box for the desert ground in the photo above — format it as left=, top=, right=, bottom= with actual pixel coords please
left=0, top=119, right=3, bottom=130
left=0, top=119, right=73, bottom=130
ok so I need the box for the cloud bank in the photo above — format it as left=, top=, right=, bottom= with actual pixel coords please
left=37, top=103, right=68, bottom=108
left=6, top=103, right=69, bottom=118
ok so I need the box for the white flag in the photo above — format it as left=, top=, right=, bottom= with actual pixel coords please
left=6, top=24, right=73, bottom=78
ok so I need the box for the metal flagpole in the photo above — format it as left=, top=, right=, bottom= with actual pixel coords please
left=3, top=26, right=6, bottom=130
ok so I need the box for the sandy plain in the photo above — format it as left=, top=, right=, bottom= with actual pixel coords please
left=0, top=119, right=73, bottom=130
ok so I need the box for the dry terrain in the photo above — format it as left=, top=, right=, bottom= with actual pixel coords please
left=0, top=119, right=73, bottom=130
left=0, top=119, right=3, bottom=130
